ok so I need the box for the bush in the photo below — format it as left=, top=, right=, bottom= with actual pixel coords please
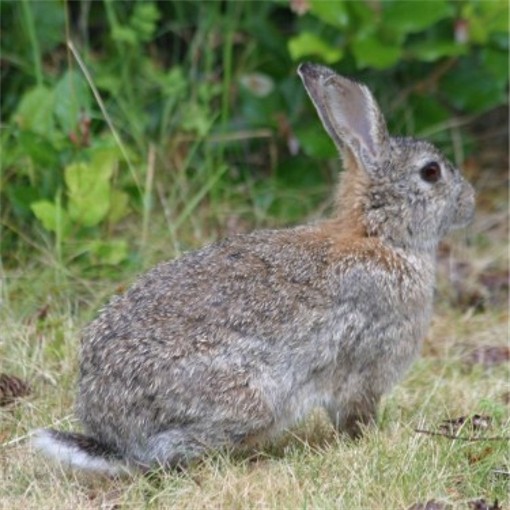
left=1, top=0, right=508, bottom=268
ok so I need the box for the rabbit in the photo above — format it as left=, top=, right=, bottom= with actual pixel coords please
left=33, top=62, right=475, bottom=476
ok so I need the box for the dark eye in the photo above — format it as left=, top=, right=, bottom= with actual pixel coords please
left=420, top=162, right=441, bottom=183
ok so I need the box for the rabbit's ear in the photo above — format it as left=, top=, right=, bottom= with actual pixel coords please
left=298, top=63, right=389, bottom=173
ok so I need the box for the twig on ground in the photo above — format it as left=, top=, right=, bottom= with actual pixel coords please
left=414, top=429, right=510, bottom=442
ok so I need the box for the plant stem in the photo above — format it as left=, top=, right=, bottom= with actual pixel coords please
left=54, top=188, right=63, bottom=284
left=173, top=164, right=229, bottom=233
left=221, top=12, right=234, bottom=138
left=141, top=144, right=156, bottom=255
left=20, top=0, right=43, bottom=86
left=67, top=41, right=141, bottom=192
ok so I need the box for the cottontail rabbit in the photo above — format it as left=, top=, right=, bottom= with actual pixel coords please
left=34, top=63, right=475, bottom=475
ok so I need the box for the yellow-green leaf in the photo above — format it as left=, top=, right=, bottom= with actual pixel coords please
left=109, top=189, right=130, bottom=224
left=88, top=239, right=128, bottom=265
left=31, top=199, right=70, bottom=234
left=288, top=32, right=343, bottom=64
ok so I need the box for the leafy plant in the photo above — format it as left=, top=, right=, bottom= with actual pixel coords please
left=287, top=0, right=508, bottom=122
left=0, top=0, right=508, bottom=270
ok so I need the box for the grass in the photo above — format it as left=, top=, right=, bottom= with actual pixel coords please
left=1, top=312, right=508, bottom=509
left=1, top=166, right=509, bottom=509
left=1, top=3, right=508, bottom=507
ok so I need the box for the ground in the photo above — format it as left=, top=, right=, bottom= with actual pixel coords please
left=1, top=142, right=508, bottom=509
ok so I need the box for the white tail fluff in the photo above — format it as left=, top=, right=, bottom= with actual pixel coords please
left=31, top=429, right=131, bottom=477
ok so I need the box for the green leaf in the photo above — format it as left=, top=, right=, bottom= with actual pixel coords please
left=181, top=103, right=213, bottom=136
left=347, top=1, right=376, bottom=27
left=111, top=25, right=138, bottom=45
left=31, top=199, right=69, bottom=234
left=441, top=56, right=508, bottom=113
left=352, top=35, right=401, bottom=70
left=482, top=0, right=510, bottom=33
left=198, top=82, right=223, bottom=104
left=162, top=66, right=187, bottom=97
left=382, top=0, right=453, bottom=36
left=309, top=0, right=349, bottom=29
left=7, top=185, right=40, bottom=219
left=13, top=86, right=55, bottom=136
left=288, top=32, right=343, bottom=64
left=409, top=95, right=450, bottom=134
left=54, top=70, right=91, bottom=134
left=17, top=131, right=59, bottom=168
left=65, top=149, right=118, bottom=227
left=94, top=73, right=122, bottom=95
left=462, top=0, right=509, bottom=44
left=409, top=41, right=468, bottom=62
left=109, top=189, right=130, bottom=224
left=29, top=0, right=66, bottom=54
left=294, top=123, right=337, bottom=159
left=130, top=2, right=161, bottom=42
left=481, top=48, right=509, bottom=85
left=238, top=90, right=282, bottom=127
left=88, top=239, right=128, bottom=265
left=462, top=4, right=489, bottom=44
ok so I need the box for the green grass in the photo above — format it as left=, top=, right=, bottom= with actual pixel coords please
left=1, top=320, right=508, bottom=509
left=1, top=198, right=508, bottom=509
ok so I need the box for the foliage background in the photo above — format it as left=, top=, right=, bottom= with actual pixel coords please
left=1, top=0, right=508, bottom=272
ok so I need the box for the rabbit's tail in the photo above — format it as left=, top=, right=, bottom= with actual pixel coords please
left=32, top=428, right=132, bottom=476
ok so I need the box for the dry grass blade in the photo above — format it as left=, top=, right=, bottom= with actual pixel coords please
left=414, top=430, right=509, bottom=442
left=414, top=413, right=510, bottom=442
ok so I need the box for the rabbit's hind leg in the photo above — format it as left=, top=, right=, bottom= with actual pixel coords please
left=141, top=422, right=268, bottom=469
left=137, top=427, right=211, bottom=469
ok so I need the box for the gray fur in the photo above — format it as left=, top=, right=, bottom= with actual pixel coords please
left=33, top=63, right=475, bottom=474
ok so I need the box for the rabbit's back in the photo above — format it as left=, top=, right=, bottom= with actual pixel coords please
left=78, top=227, right=333, bottom=450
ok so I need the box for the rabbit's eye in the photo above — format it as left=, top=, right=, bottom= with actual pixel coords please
left=420, top=162, right=441, bottom=183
